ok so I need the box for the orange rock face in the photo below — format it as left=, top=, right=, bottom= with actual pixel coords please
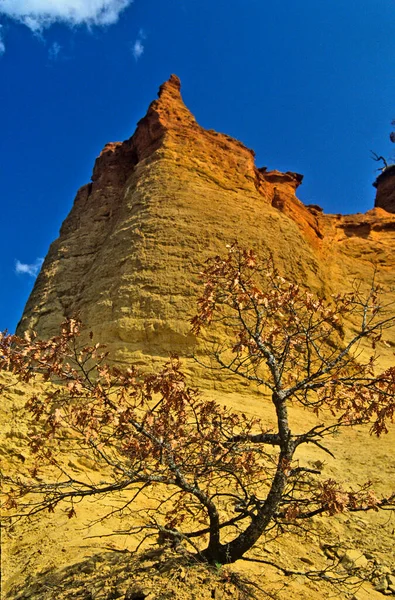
left=16, top=75, right=395, bottom=373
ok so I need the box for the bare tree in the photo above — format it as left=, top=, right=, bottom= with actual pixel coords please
left=1, top=245, right=395, bottom=589
left=372, top=119, right=395, bottom=168
left=371, top=150, right=388, bottom=170
left=190, top=244, right=395, bottom=563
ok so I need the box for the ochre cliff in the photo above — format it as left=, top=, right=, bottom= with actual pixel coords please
left=16, top=75, right=395, bottom=373
left=5, top=78, right=395, bottom=599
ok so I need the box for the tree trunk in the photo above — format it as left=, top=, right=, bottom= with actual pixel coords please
left=202, top=393, right=293, bottom=565
left=202, top=448, right=291, bottom=564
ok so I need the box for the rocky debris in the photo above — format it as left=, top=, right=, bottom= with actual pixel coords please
left=321, top=544, right=395, bottom=596
left=372, top=568, right=395, bottom=595
left=5, top=549, right=258, bottom=600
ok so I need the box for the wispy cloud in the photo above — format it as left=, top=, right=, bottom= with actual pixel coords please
left=0, top=1, right=134, bottom=33
left=15, top=258, right=44, bottom=277
left=132, top=38, right=143, bottom=60
left=132, top=28, right=145, bottom=61
left=0, top=24, right=5, bottom=55
left=48, top=41, right=61, bottom=60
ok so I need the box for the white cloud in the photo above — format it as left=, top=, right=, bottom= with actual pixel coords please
left=0, top=1, right=133, bottom=33
left=15, top=258, right=44, bottom=277
left=132, top=28, right=145, bottom=60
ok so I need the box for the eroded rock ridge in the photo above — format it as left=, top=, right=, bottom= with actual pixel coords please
left=17, top=75, right=395, bottom=374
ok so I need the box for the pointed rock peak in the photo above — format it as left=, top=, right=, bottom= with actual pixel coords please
left=158, top=74, right=182, bottom=98
left=152, top=74, right=195, bottom=124
left=131, top=75, right=196, bottom=160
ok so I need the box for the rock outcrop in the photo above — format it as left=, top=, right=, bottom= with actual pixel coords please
left=16, top=75, right=395, bottom=373
left=374, top=164, right=395, bottom=213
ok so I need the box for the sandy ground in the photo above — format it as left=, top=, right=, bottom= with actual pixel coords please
left=1, top=373, right=394, bottom=600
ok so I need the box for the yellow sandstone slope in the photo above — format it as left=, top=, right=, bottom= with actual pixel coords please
left=2, top=371, right=394, bottom=600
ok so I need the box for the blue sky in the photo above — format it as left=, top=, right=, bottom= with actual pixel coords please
left=1, top=0, right=394, bottom=333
